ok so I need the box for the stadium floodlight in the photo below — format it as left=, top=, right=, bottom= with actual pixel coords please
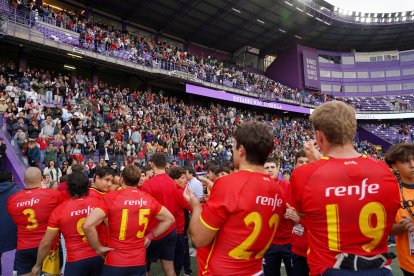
left=366, top=17, right=371, bottom=23
left=64, top=64, right=76, bottom=70
left=257, top=19, right=265, bottom=24
left=323, top=21, right=331, bottom=25
left=284, top=1, right=293, bottom=7
left=315, top=17, right=324, bottom=22
left=296, top=7, right=304, bottom=12
left=231, top=7, right=241, bottom=13
left=279, top=28, right=286, bottom=33
left=294, top=35, right=303, bottom=39
left=67, top=53, right=83, bottom=59
left=306, top=12, right=314, bottom=17
left=403, top=16, right=407, bottom=21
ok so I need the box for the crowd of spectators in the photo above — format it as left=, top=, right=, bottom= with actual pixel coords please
left=3, top=0, right=328, bottom=105
left=0, top=59, right=384, bottom=186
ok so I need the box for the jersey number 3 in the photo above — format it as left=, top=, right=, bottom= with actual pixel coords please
left=23, top=208, right=39, bottom=230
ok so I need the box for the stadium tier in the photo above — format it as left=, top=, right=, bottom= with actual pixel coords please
left=1, top=0, right=414, bottom=276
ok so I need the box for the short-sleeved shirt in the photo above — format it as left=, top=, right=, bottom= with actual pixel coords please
left=290, top=156, right=400, bottom=275
left=7, top=188, right=62, bottom=250
left=140, top=174, right=176, bottom=239
left=175, top=186, right=191, bottom=234
left=47, top=196, right=101, bottom=262
left=395, top=183, right=414, bottom=273
left=197, top=170, right=285, bottom=276
left=272, top=180, right=293, bottom=245
left=98, top=187, right=162, bottom=267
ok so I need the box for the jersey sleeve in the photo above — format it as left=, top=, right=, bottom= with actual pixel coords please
left=290, top=169, right=304, bottom=213
left=140, top=181, right=153, bottom=196
left=97, top=194, right=111, bottom=216
left=47, top=204, right=62, bottom=230
left=200, top=178, right=230, bottom=231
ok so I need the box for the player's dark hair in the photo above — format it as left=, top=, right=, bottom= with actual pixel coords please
left=94, top=166, right=115, bottom=181
left=234, top=121, right=274, bottom=165
left=71, top=163, right=85, bottom=173
left=143, top=165, right=153, bottom=173
left=67, top=172, right=89, bottom=198
left=185, top=167, right=196, bottom=177
left=265, top=157, right=278, bottom=165
left=214, top=166, right=230, bottom=175
left=205, top=161, right=218, bottom=172
left=295, top=150, right=307, bottom=163
left=168, top=167, right=186, bottom=180
left=121, top=165, right=141, bottom=187
left=150, top=152, right=167, bottom=168
left=385, top=143, right=414, bottom=166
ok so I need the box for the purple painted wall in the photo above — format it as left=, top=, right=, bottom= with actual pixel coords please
left=358, top=127, right=392, bottom=151
left=265, top=45, right=302, bottom=89
left=187, top=43, right=233, bottom=62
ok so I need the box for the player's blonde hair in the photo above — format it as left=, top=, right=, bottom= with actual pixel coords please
left=310, top=101, right=356, bottom=145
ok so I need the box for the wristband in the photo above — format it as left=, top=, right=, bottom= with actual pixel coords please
left=146, top=232, right=155, bottom=241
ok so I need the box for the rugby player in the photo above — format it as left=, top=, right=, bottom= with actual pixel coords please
left=184, top=121, right=285, bottom=275
left=290, top=101, right=400, bottom=276
left=83, top=165, right=175, bottom=276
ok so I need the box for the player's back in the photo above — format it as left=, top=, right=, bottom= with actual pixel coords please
left=141, top=173, right=176, bottom=238
left=197, top=171, right=285, bottom=275
left=101, top=187, right=162, bottom=267
left=48, top=196, right=100, bottom=262
left=7, top=188, right=62, bottom=250
left=291, top=156, right=400, bottom=275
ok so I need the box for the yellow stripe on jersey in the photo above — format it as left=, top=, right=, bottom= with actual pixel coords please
left=47, top=227, right=59, bottom=231
left=321, top=156, right=330, bottom=160
left=200, top=215, right=219, bottom=231
left=202, top=237, right=217, bottom=275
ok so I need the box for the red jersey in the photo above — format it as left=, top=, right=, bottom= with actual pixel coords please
left=58, top=182, right=70, bottom=201
left=97, top=187, right=162, bottom=267
left=47, top=196, right=100, bottom=262
left=291, top=219, right=308, bottom=257
left=7, top=188, right=62, bottom=250
left=197, top=171, right=285, bottom=276
left=272, top=180, right=293, bottom=245
left=140, top=174, right=177, bottom=239
left=175, top=186, right=191, bottom=234
left=290, top=156, right=400, bottom=275
left=88, top=187, right=108, bottom=245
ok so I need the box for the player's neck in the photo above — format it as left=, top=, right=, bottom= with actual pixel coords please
left=152, top=167, right=166, bottom=175
left=323, top=143, right=361, bottom=159
left=239, top=163, right=265, bottom=174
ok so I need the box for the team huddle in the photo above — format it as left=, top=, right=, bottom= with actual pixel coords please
left=5, top=101, right=414, bottom=276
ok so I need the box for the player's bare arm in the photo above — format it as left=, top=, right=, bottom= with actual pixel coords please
left=82, top=208, right=113, bottom=258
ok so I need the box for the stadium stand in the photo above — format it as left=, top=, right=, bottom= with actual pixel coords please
left=1, top=0, right=414, bottom=275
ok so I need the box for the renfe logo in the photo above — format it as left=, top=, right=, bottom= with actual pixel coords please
left=256, top=194, right=283, bottom=211
left=124, top=198, right=148, bottom=207
left=71, top=206, right=94, bottom=216
left=325, top=178, right=379, bottom=200
left=16, top=198, right=40, bottom=207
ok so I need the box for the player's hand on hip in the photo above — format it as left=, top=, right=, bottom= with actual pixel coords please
left=96, top=246, right=114, bottom=258
left=144, top=237, right=151, bottom=248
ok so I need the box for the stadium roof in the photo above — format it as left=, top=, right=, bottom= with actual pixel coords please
left=72, top=0, right=414, bottom=55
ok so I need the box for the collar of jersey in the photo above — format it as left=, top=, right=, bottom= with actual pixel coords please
left=90, top=187, right=106, bottom=194
left=321, top=154, right=367, bottom=160
left=400, top=182, right=414, bottom=189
